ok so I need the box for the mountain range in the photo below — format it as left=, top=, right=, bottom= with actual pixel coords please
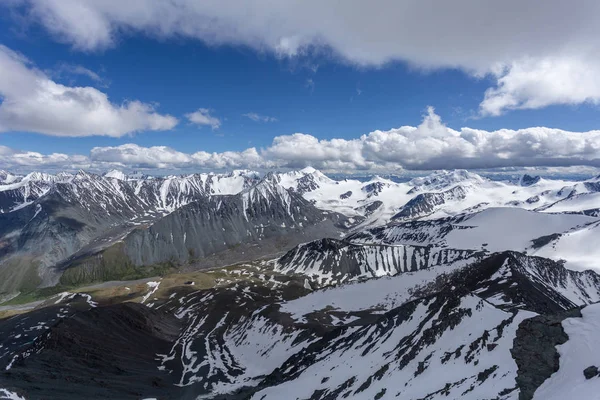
left=1, top=167, right=600, bottom=399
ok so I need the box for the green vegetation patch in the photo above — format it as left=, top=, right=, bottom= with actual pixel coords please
left=0, top=257, right=42, bottom=295
left=60, top=243, right=176, bottom=286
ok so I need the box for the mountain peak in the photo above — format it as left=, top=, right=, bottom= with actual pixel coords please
left=520, top=174, right=541, bottom=186
left=24, top=171, right=56, bottom=182
left=104, top=169, right=127, bottom=181
left=300, top=166, right=317, bottom=174
left=409, top=169, right=486, bottom=191
left=0, top=170, right=21, bottom=185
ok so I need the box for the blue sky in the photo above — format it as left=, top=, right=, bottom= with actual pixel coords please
left=1, top=1, right=600, bottom=173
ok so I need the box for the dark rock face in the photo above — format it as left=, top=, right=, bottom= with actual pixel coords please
left=361, top=182, right=387, bottom=197
left=392, top=185, right=467, bottom=220
left=339, top=191, right=352, bottom=199
left=0, top=172, right=174, bottom=289
left=276, top=238, right=481, bottom=283
left=347, top=214, right=460, bottom=246
left=294, top=174, right=321, bottom=194
left=531, top=233, right=561, bottom=249
left=1, top=302, right=182, bottom=400
left=584, top=181, right=600, bottom=192
left=358, top=200, right=383, bottom=216
left=70, top=180, right=351, bottom=276
left=511, top=309, right=581, bottom=400
left=122, top=194, right=342, bottom=267
left=583, top=366, right=599, bottom=380
left=520, top=175, right=541, bottom=187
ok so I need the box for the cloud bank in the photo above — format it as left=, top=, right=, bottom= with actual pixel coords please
left=8, top=0, right=600, bottom=115
left=3, top=108, right=600, bottom=173
left=0, top=45, right=177, bottom=137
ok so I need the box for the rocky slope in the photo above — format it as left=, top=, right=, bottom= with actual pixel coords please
left=2, top=248, right=600, bottom=399
left=59, top=175, right=349, bottom=285
left=348, top=207, right=599, bottom=271
left=275, top=238, right=482, bottom=286
left=0, top=170, right=350, bottom=292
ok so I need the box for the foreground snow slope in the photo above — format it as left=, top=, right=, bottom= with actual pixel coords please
left=253, top=294, right=535, bottom=400
left=2, top=249, right=600, bottom=398
left=533, top=303, right=600, bottom=400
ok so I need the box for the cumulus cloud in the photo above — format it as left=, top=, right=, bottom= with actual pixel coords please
left=90, top=144, right=193, bottom=169
left=3, top=109, right=600, bottom=173
left=0, top=45, right=178, bottom=137
left=480, top=57, right=600, bottom=115
left=90, top=144, right=268, bottom=170
left=8, top=0, right=600, bottom=114
left=186, top=108, right=221, bottom=129
left=243, top=113, right=277, bottom=123
left=0, top=145, right=90, bottom=170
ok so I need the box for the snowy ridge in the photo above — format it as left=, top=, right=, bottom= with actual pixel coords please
left=4, top=249, right=600, bottom=398
left=247, top=252, right=600, bottom=399
left=0, top=169, right=261, bottom=215
left=3, top=167, right=600, bottom=225
left=156, top=281, right=316, bottom=395
left=252, top=293, right=535, bottom=400
left=276, top=238, right=482, bottom=286
left=348, top=207, right=600, bottom=271
left=532, top=220, right=600, bottom=271
left=277, top=168, right=600, bottom=227
left=509, top=253, right=600, bottom=306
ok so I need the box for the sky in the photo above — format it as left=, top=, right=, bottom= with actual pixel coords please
left=0, top=0, right=600, bottom=174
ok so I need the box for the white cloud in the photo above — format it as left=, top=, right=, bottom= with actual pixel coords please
left=90, top=144, right=193, bottom=169
left=54, top=63, right=104, bottom=83
left=90, top=143, right=267, bottom=169
left=9, top=1, right=600, bottom=114
left=186, top=108, right=221, bottom=129
left=3, top=109, right=600, bottom=173
left=0, top=45, right=178, bottom=137
left=192, top=148, right=269, bottom=169
left=243, top=112, right=277, bottom=123
left=0, top=145, right=90, bottom=170
left=481, top=57, right=600, bottom=115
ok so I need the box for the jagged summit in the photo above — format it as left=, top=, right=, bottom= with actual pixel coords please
left=0, top=170, right=20, bottom=184
left=409, top=169, right=487, bottom=191
left=300, top=166, right=317, bottom=174
left=103, top=169, right=127, bottom=180
left=520, top=174, right=542, bottom=186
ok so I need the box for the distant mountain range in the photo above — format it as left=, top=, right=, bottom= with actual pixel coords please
left=2, top=167, right=599, bottom=292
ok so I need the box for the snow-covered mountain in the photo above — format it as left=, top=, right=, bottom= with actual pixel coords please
left=0, top=170, right=354, bottom=292
left=2, top=167, right=600, bottom=293
left=348, top=207, right=599, bottom=271
left=3, top=248, right=600, bottom=399
left=1, top=168, right=600, bottom=399
left=275, top=168, right=600, bottom=227
left=275, top=238, right=482, bottom=286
